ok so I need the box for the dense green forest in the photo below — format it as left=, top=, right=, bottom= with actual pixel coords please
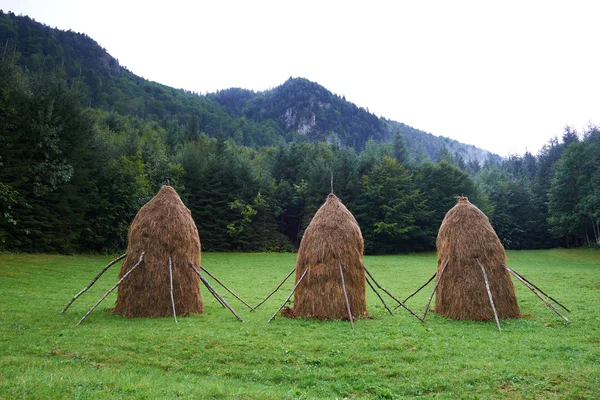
left=1, top=11, right=599, bottom=254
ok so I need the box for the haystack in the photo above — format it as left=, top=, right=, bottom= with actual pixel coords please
left=434, top=196, right=520, bottom=320
left=283, top=193, right=368, bottom=320
left=112, top=185, right=203, bottom=317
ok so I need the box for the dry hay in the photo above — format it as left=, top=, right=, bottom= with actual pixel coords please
left=435, top=196, right=519, bottom=320
left=113, top=186, right=203, bottom=317
left=283, top=193, right=368, bottom=320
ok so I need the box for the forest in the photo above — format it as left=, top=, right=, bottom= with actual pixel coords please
left=1, top=11, right=599, bottom=254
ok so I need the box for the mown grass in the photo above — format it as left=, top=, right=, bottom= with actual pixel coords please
left=0, top=249, right=598, bottom=399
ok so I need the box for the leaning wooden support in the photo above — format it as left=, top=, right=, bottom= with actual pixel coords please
left=251, top=267, right=295, bottom=311
left=476, top=259, right=502, bottom=332
left=168, top=257, right=178, bottom=324
left=77, top=253, right=144, bottom=325
left=502, top=264, right=570, bottom=313
left=201, top=276, right=228, bottom=309
left=61, top=253, right=127, bottom=314
left=187, top=264, right=226, bottom=309
left=396, top=271, right=437, bottom=308
left=365, top=275, right=393, bottom=316
left=268, top=267, right=309, bottom=323
left=422, top=260, right=448, bottom=320
left=501, top=264, right=570, bottom=323
left=189, top=264, right=244, bottom=322
left=363, top=265, right=424, bottom=322
left=339, top=263, right=355, bottom=329
left=200, top=265, right=252, bottom=310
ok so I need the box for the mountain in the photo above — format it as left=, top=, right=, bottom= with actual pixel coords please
left=0, top=10, right=497, bottom=163
left=210, top=79, right=496, bottom=164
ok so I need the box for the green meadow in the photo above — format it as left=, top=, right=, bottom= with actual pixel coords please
left=0, top=250, right=599, bottom=399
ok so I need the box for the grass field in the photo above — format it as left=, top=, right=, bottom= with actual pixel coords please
left=0, top=249, right=599, bottom=399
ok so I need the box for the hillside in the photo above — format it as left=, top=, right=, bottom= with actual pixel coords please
left=0, top=10, right=496, bottom=162
left=211, top=79, right=496, bottom=163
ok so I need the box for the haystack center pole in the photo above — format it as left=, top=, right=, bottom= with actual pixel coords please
left=330, top=171, right=334, bottom=194
left=501, top=264, right=570, bottom=323
left=168, top=256, right=178, bottom=324
left=268, top=267, right=309, bottom=323
left=476, top=259, right=502, bottom=332
left=502, top=264, right=570, bottom=313
left=422, top=260, right=448, bottom=321
left=365, top=275, right=393, bottom=316
left=200, top=265, right=253, bottom=310
left=76, top=252, right=145, bottom=326
left=395, top=271, right=437, bottom=308
left=339, top=263, right=355, bottom=329
left=61, top=253, right=127, bottom=314
left=190, top=264, right=244, bottom=322
left=251, top=267, right=295, bottom=311
left=363, top=265, right=424, bottom=322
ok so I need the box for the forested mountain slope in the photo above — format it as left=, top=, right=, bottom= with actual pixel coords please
left=210, top=79, right=496, bottom=163
left=0, top=11, right=495, bottom=160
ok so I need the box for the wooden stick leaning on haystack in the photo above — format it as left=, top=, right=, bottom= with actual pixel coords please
left=189, top=263, right=244, bottom=322
left=268, top=267, right=309, bottom=323
left=77, top=252, right=145, bottom=325
left=501, top=263, right=570, bottom=323
left=363, top=265, right=424, bottom=322
left=422, top=260, right=449, bottom=321
left=365, top=274, right=393, bottom=316
left=477, top=258, right=502, bottom=331
left=199, top=265, right=253, bottom=310
left=169, top=256, right=177, bottom=324
left=339, top=263, right=355, bottom=329
left=251, top=267, right=295, bottom=311
left=61, top=253, right=127, bottom=314
left=395, top=271, right=437, bottom=307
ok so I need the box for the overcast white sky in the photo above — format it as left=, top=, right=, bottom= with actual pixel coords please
left=3, top=0, right=599, bottom=156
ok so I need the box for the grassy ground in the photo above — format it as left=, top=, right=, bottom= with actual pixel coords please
left=0, top=249, right=598, bottom=399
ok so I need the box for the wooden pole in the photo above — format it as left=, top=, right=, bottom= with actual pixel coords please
left=476, top=259, right=502, bottom=332
left=187, top=265, right=227, bottom=309
left=502, top=264, right=570, bottom=313
left=61, top=253, right=127, bottom=314
left=169, top=256, right=178, bottom=324
left=200, top=275, right=228, bottom=309
left=76, top=252, right=144, bottom=325
left=395, top=271, right=437, bottom=308
left=363, top=265, right=424, bottom=322
left=339, top=263, right=355, bottom=329
left=200, top=265, right=253, bottom=310
left=330, top=170, right=334, bottom=194
left=365, top=275, right=393, bottom=316
left=268, top=267, right=309, bottom=323
left=189, top=264, right=243, bottom=322
left=251, top=267, right=295, bottom=311
left=423, top=260, right=448, bottom=321
left=501, top=264, right=570, bottom=323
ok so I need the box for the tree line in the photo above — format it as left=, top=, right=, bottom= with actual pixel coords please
left=1, top=54, right=599, bottom=254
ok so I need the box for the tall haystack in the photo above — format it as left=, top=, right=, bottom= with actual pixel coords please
left=435, top=196, right=519, bottom=320
left=113, top=185, right=203, bottom=317
left=284, top=193, right=368, bottom=320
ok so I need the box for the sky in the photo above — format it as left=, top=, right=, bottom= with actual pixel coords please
left=3, top=0, right=599, bottom=156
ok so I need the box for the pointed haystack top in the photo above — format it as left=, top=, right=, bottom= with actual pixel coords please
left=436, top=196, right=502, bottom=261
left=126, top=185, right=201, bottom=259
left=298, top=193, right=364, bottom=266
